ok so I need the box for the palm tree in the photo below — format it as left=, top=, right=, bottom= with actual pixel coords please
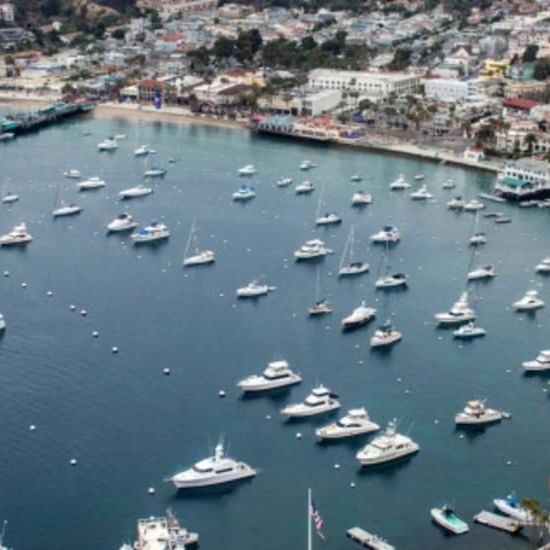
left=525, top=133, right=538, bottom=155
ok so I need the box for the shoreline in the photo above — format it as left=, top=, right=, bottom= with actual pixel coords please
left=0, top=95, right=500, bottom=174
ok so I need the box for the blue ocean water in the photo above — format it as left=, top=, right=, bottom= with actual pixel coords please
left=0, top=112, right=549, bottom=549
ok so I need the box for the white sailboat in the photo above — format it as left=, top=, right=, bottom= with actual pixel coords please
left=52, top=183, right=82, bottom=218
left=339, top=226, right=369, bottom=276
left=308, top=265, right=332, bottom=315
left=1, top=180, right=18, bottom=205
left=314, top=183, right=341, bottom=226
left=182, top=221, right=215, bottom=267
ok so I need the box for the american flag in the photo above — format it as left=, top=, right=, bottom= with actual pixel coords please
left=310, top=498, right=325, bottom=540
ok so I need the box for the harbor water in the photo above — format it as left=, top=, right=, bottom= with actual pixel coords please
left=0, top=113, right=549, bottom=549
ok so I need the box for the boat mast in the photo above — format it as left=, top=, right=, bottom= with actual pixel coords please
left=183, top=220, right=196, bottom=262
left=307, top=488, right=312, bottom=550
left=339, top=227, right=351, bottom=271
left=315, top=183, right=325, bottom=220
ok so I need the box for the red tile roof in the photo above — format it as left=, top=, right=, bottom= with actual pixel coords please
left=503, top=98, right=538, bottom=110
left=159, top=33, right=185, bottom=42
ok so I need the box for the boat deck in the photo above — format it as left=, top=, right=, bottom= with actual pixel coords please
left=347, top=526, right=396, bottom=549
left=473, top=511, right=522, bottom=533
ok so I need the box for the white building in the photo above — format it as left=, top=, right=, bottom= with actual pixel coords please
left=463, top=146, right=485, bottom=162
left=0, top=3, right=14, bottom=23
left=422, top=78, right=482, bottom=102
left=308, top=69, right=420, bottom=100
left=495, top=159, right=550, bottom=199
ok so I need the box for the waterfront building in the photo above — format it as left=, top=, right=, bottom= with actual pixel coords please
left=463, top=146, right=486, bottom=162
left=422, top=77, right=483, bottom=102
left=258, top=89, right=342, bottom=117
left=494, top=158, right=550, bottom=200
left=0, top=3, right=14, bottom=23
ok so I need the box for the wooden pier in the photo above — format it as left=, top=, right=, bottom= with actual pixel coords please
left=473, top=511, right=522, bottom=533
left=347, top=526, right=396, bottom=549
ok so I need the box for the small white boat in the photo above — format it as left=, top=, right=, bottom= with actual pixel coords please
left=315, top=212, right=342, bottom=226
left=467, top=265, right=496, bottom=281
left=114, top=134, right=126, bottom=140
left=78, top=177, right=106, bottom=190
left=238, top=164, right=256, bottom=176
left=0, top=132, right=14, bottom=141
left=2, top=193, right=19, bottom=204
left=0, top=223, right=32, bottom=246
left=64, top=169, right=81, bottom=179
left=237, top=360, right=301, bottom=392
left=134, top=145, right=151, bottom=157
left=463, top=199, right=485, bottom=212
left=431, top=506, right=469, bottom=535
left=370, top=321, right=402, bottom=348
left=281, top=385, right=340, bottom=418
left=413, top=173, right=425, bottom=181
left=535, top=257, right=550, bottom=274
left=134, top=510, right=198, bottom=549
left=356, top=419, right=419, bottom=465
left=276, top=177, right=292, bottom=187
left=0, top=313, right=5, bottom=331
left=53, top=203, right=82, bottom=217
left=375, top=273, right=407, bottom=289
left=295, top=239, right=332, bottom=260
left=182, top=221, right=215, bottom=266
left=493, top=494, right=533, bottom=523
left=119, top=185, right=153, bottom=199
left=339, top=262, right=369, bottom=277
left=295, top=180, right=315, bottom=194
left=350, top=174, right=363, bottom=182
left=236, top=281, right=275, bottom=298
left=453, top=322, right=486, bottom=339
left=389, top=175, right=411, bottom=190
left=144, top=167, right=166, bottom=177
left=478, top=192, right=506, bottom=203
left=98, top=137, right=118, bottom=151
left=370, top=226, right=400, bottom=244
left=469, top=232, right=487, bottom=246
left=351, top=191, right=372, bottom=206
left=522, top=350, right=550, bottom=371
left=308, top=299, right=333, bottom=316
left=455, top=399, right=502, bottom=425
left=435, top=292, right=476, bottom=325
left=107, top=213, right=138, bottom=233
left=341, top=301, right=376, bottom=330
left=299, top=160, right=317, bottom=171
left=447, top=196, right=465, bottom=210
left=410, top=185, right=433, bottom=201
left=316, top=408, right=379, bottom=440
left=232, top=184, right=256, bottom=201
left=131, top=222, right=170, bottom=244
left=442, top=179, right=456, bottom=190
left=513, top=290, right=544, bottom=311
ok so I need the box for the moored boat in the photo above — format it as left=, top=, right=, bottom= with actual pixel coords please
left=431, top=506, right=469, bottom=535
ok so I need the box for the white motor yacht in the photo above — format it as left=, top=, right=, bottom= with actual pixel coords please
left=144, top=167, right=167, bottom=177
left=339, top=262, right=369, bottom=277
left=295, top=180, right=315, bottom=194
left=467, top=265, right=496, bottom=281
left=308, top=299, right=333, bottom=316
left=351, top=191, right=372, bottom=206
left=0, top=223, right=32, bottom=246
left=315, top=212, right=342, bottom=226
left=238, top=164, right=256, bottom=176
left=237, top=360, right=301, bottom=392
left=375, top=273, right=407, bottom=289
left=463, top=199, right=485, bottom=212
left=0, top=313, right=5, bottom=331
left=435, top=292, right=476, bottom=325
left=316, top=408, right=379, bottom=440
left=276, top=177, right=292, bottom=187
left=281, top=385, right=340, bottom=418
left=236, top=281, right=275, bottom=298
left=493, top=494, right=533, bottom=523
left=350, top=174, right=362, bottom=182
left=98, top=137, right=118, bottom=151
left=294, top=239, right=332, bottom=260
left=107, top=213, right=138, bottom=233
left=341, top=302, right=376, bottom=330
left=535, top=258, right=550, bottom=274
left=232, top=184, right=256, bottom=201
left=453, top=323, right=486, bottom=339
left=299, top=160, right=317, bottom=171
left=135, top=510, right=199, bottom=549
left=134, top=145, right=151, bottom=157
left=370, top=321, right=402, bottom=348
left=183, top=250, right=215, bottom=267
left=469, top=232, right=487, bottom=246
left=523, top=350, right=550, bottom=371
left=131, top=222, right=170, bottom=244
left=389, top=175, right=411, bottom=190
left=410, top=185, right=433, bottom=200
left=370, top=226, right=400, bottom=244
left=119, top=185, right=153, bottom=199
left=2, top=192, right=19, bottom=204
left=79, top=177, right=106, bottom=190
left=513, top=290, right=544, bottom=311
left=356, top=419, right=419, bottom=466
left=454, top=399, right=502, bottom=425
left=442, top=179, right=456, bottom=189
left=52, top=203, right=82, bottom=217
left=447, top=196, right=465, bottom=210
left=168, top=441, right=256, bottom=489
left=64, top=169, right=81, bottom=179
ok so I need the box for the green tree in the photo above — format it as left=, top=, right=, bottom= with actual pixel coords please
left=213, top=36, right=235, bottom=59
left=522, top=44, right=539, bottom=63
left=525, top=133, right=537, bottom=154
left=149, top=9, right=162, bottom=30
left=112, top=28, right=126, bottom=40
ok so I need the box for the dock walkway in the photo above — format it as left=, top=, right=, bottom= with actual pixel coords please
left=474, top=511, right=522, bottom=533
left=347, top=526, right=396, bottom=549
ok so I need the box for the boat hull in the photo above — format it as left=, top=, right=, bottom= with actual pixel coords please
left=172, top=467, right=256, bottom=489
left=357, top=446, right=419, bottom=466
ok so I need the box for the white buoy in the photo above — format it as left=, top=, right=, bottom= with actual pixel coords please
left=70, top=305, right=76, bottom=311
left=506, top=460, right=512, bottom=466
left=434, top=419, right=439, bottom=424
left=80, top=309, right=87, bottom=316
left=47, top=291, right=53, bottom=297
left=218, top=390, right=226, bottom=398
left=350, top=482, right=356, bottom=488
left=70, top=458, right=78, bottom=466
left=266, top=415, right=271, bottom=420
left=3, top=271, right=9, bottom=277
left=163, top=368, right=171, bottom=375
left=112, top=346, right=119, bottom=354
left=148, top=487, right=155, bottom=495
left=29, top=424, right=36, bottom=431
left=296, top=432, right=302, bottom=439
left=92, top=331, right=99, bottom=338
left=334, top=464, right=340, bottom=470
left=21, top=282, right=27, bottom=288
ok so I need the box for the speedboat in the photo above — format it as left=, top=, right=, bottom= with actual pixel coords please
left=410, top=185, right=433, bottom=200
left=341, top=302, right=376, bottom=330
left=389, top=175, right=411, bottom=190
left=119, top=185, right=153, bottom=199
left=107, top=213, right=138, bottom=233
left=523, top=350, right=550, bottom=371
left=183, top=250, right=215, bottom=267
left=0, top=313, right=5, bottom=331
left=53, top=203, right=82, bottom=217
left=299, top=160, right=317, bottom=171
left=447, top=196, right=465, bottom=210
left=414, top=173, right=425, bottom=181
left=295, top=180, right=315, bottom=194
left=375, top=273, right=407, bottom=289
left=435, top=292, right=475, bottom=325
left=370, top=321, right=402, bottom=348
left=238, top=164, right=256, bottom=176
left=494, top=215, right=511, bottom=224
left=131, top=222, right=170, bottom=244
left=513, top=290, right=544, bottom=311
left=351, top=191, right=372, bottom=206
left=78, top=177, right=106, bottom=190
left=144, top=167, right=166, bottom=177
left=114, top=134, right=126, bottom=140
left=134, top=145, right=151, bottom=157
left=308, top=299, right=333, bottom=316
left=276, top=177, right=292, bottom=187
left=431, top=506, right=469, bottom=535
left=467, top=265, right=496, bottom=280
left=493, top=494, right=532, bottom=523
left=339, top=261, right=369, bottom=277
left=168, top=441, right=256, bottom=489
left=535, top=258, right=550, bottom=274
left=463, top=199, right=485, bottom=212
left=455, top=399, right=502, bottom=425
left=64, top=169, right=81, bottom=179
left=237, top=360, right=301, bottom=392
left=98, top=137, right=118, bottom=151
left=315, top=213, right=342, bottom=226
left=2, top=193, right=19, bottom=204
left=370, top=226, right=400, bottom=244
left=281, top=385, right=340, bottom=418
left=453, top=323, right=486, bottom=339
left=356, top=419, right=419, bottom=465
left=135, top=510, right=198, bottom=549
left=232, top=184, right=256, bottom=201
left=315, top=408, right=379, bottom=440
left=0, top=223, right=32, bottom=246
left=442, top=179, right=456, bottom=190
left=469, top=232, right=487, bottom=246
left=236, top=281, right=275, bottom=298
left=294, top=239, right=332, bottom=260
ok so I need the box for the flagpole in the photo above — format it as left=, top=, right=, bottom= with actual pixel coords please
left=308, top=488, right=312, bottom=550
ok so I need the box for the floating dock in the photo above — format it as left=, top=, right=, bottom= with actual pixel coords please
left=473, top=511, right=522, bottom=533
left=347, top=526, right=396, bottom=549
